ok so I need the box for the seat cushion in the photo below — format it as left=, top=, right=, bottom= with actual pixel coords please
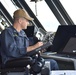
left=4, top=57, right=33, bottom=68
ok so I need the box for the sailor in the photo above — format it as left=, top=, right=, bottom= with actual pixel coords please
left=0, top=9, right=59, bottom=70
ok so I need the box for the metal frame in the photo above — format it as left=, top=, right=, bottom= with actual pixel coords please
left=0, top=2, right=13, bottom=25
left=45, top=0, right=75, bottom=25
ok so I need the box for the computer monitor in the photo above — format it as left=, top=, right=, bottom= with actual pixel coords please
left=23, top=26, right=34, bottom=37
left=51, top=25, right=76, bottom=53
left=62, top=37, right=76, bottom=54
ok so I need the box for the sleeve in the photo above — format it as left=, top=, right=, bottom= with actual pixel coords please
left=1, top=30, right=27, bottom=58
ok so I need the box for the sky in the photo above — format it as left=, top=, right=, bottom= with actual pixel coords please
left=1, top=0, right=76, bottom=32
left=25, top=0, right=60, bottom=32
left=60, top=0, right=76, bottom=25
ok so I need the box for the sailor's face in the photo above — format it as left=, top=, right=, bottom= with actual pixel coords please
left=20, top=18, right=29, bottom=29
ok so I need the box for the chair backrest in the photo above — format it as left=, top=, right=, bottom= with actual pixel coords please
left=0, top=55, right=1, bottom=64
left=0, top=34, right=2, bottom=69
left=0, top=34, right=2, bottom=63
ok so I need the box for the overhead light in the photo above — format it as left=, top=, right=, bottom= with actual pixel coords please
left=30, top=0, right=43, bottom=2
left=30, top=0, right=35, bottom=1
left=30, top=0, right=43, bottom=16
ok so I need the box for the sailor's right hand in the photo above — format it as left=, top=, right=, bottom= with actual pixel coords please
left=27, top=42, right=43, bottom=52
left=35, top=42, right=43, bottom=48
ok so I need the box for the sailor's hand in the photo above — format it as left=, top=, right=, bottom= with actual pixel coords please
left=35, top=42, right=43, bottom=48
left=27, top=42, right=43, bottom=52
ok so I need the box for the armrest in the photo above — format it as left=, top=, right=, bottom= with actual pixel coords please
left=5, top=56, right=33, bottom=68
